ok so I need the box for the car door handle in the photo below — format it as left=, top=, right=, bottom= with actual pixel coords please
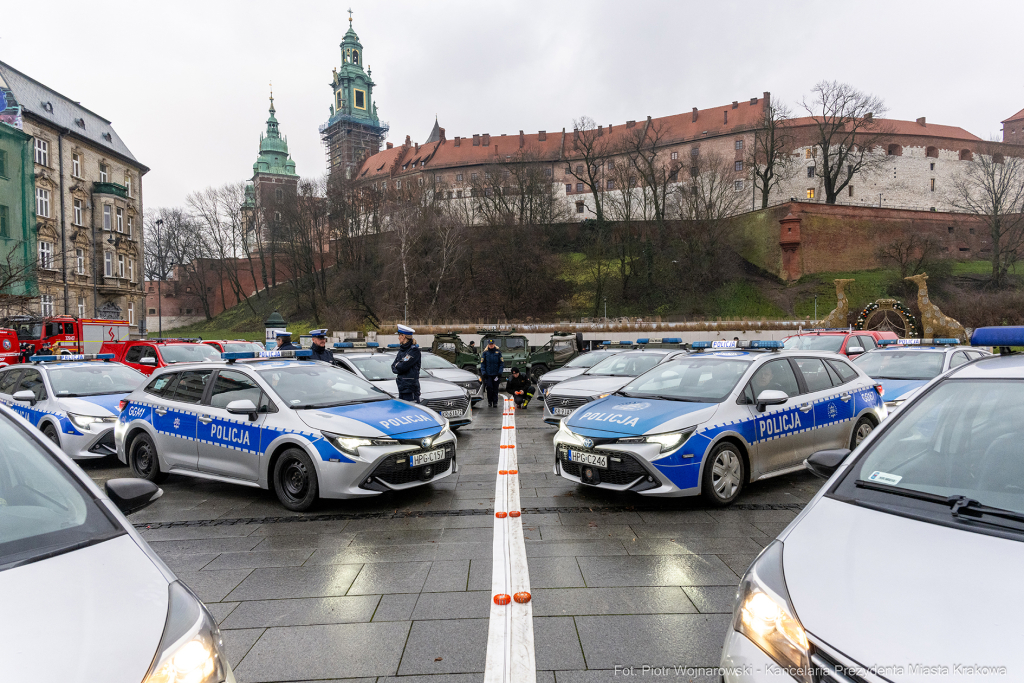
left=198, top=415, right=212, bottom=424
left=799, top=403, right=813, bottom=412
left=155, top=407, right=167, bottom=416
left=840, top=392, right=851, bottom=402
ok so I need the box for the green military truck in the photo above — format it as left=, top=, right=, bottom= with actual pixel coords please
left=477, top=329, right=532, bottom=381
left=527, top=331, right=583, bottom=382
left=430, top=332, right=479, bottom=372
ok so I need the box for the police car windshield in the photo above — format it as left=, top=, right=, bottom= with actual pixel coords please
left=48, top=365, right=145, bottom=396
left=222, top=342, right=264, bottom=354
left=784, top=335, right=845, bottom=352
left=0, top=416, right=120, bottom=570
left=843, top=379, right=1024, bottom=522
left=566, top=352, right=615, bottom=368
left=350, top=355, right=432, bottom=380
left=256, top=365, right=389, bottom=408
left=619, top=356, right=752, bottom=403
left=853, top=350, right=946, bottom=380
left=586, top=352, right=664, bottom=377
left=420, top=354, right=457, bottom=370
left=159, top=344, right=221, bottom=363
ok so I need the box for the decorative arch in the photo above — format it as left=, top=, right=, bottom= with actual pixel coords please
left=959, top=149, right=973, bottom=161
left=887, top=144, right=903, bottom=157
left=925, top=146, right=938, bottom=158
left=352, top=49, right=360, bottom=65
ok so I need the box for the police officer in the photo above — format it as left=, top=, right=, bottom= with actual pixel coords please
left=308, top=329, right=335, bottom=363
left=506, top=366, right=535, bottom=409
left=275, top=331, right=302, bottom=351
left=391, top=324, right=422, bottom=402
left=479, top=338, right=504, bottom=408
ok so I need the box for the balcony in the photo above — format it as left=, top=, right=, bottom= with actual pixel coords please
left=93, top=182, right=129, bottom=199
left=97, top=276, right=135, bottom=294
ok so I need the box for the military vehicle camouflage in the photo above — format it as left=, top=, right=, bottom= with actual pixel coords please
left=478, top=329, right=530, bottom=380
left=526, top=331, right=583, bottom=382
left=431, top=332, right=479, bottom=372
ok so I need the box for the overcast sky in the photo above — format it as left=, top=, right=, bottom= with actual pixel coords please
left=3, top=0, right=1021, bottom=209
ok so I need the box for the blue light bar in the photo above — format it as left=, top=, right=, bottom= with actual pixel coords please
left=618, top=341, right=632, bottom=345
left=879, top=338, right=961, bottom=347
left=637, top=338, right=650, bottom=344
left=749, top=340, right=784, bottom=349
left=221, top=352, right=256, bottom=360
left=387, top=344, right=400, bottom=348
left=971, top=326, right=1024, bottom=348
left=30, top=353, right=115, bottom=363
left=663, top=338, right=682, bottom=344
left=601, top=341, right=611, bottom=346
left=221, top=350, right=313, bottom=361
left=366, top=342, right=380, bottom=347
left=690, top=341, right=712, bottom=349
left=334, top=342, right=353, bottom=348
left=333, top=341, right=380, bottom=349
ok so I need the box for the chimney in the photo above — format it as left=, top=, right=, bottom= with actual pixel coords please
left=732, top=101, right=739, bottom=109
left=386, top=142, right=394, bottom=149
left=865, top=112, right=873, bottom=122
left=724, top=110, right=728, bottom=124
left=538, top=130, right=547, bottom=141
left=626, top=120, right=636, bottom=128
left=609, top=123, right=613, bottom=133
left=519, top=130, right=525, bottom=148
left=598, top=125, right=603, bottom=136
left=404, top=135, right=411, bottom=146
left=454, top=136, right=461, bottom=147
left=439, top=127, right=446, bottom=143
left=916, top=117, right=926, bottom=126
left=415, top=142, right=419, bottom=151
left=482, top=133, right=490, bottom=146
left=472, top=134, right=480, bottom=146
left=692, top=108, right=698, bottom=122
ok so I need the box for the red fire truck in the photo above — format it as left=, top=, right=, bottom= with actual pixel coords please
left=0, top=316, right=131, bottom=365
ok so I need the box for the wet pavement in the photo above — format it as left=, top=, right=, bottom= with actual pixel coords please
left=83, top=399, right=823, bottom=682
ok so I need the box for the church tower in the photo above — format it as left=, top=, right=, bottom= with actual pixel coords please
left=243, top=91, right=298, bottom=244
left=320, top=11, right=388, bottom=178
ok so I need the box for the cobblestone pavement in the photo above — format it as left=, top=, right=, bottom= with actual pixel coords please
left=83, top=399, right=823, bottom=682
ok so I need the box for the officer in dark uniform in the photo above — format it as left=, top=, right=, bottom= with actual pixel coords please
left=479, top=339, right=504, bottom=408
left=308, top=329, right=335, bottom=363
left=391, top=324, right=422, bottom=402
left=505, top=366, right=535, bottom=409
left=275, top=331, right=302, bottom=351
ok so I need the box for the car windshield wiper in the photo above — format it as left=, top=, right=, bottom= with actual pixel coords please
left=856, top=479, right=952, bottom=504
left=648, top=394, right=707, bottom=402
left=856, top=480, right=1024, bottom=526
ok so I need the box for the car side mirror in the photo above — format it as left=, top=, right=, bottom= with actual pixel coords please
left=105, top=478, right=163, bottom=515
left=805, top=448, right=852, bottom=479
left=846, top=346, right=865, bottom=356
left=755, top=389, right=789, bottom=412
left=13, top=390, right=35, bottom=406
left=226, top=399, right=258, bottom=421
left=139, top=357, right=157, bottom=366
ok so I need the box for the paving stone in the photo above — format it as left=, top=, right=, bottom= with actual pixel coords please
left=422, top=560, right=470, bottom=592
left=397, top=618, right=489, bottom=675
left=532, top=587, right=697, bottom=617
left=554, top=670, right=718, bottom=682
left=233, top=622, right=411, bottom=681
left=527, top=556, right=586, bottom=588
left=148, top=537, right=265, bottom=554
left=307, top=544, right=440, bottom=564
left=410, top=591, right=491, bottom=620
left=176, top=568, right=253, bottom=603
left=539, top=525, right=639, bottom=541
left=347, top=561, right=432, bottom=595
left=526, top=540, right=628, bottom=558
left=437, top=527, right=494, bottom=543
left=683, top=586, right=740, bottom=613
left=629, top=522, right=766, bottom=539
left=249, top=533, right=354, bottom=550
left=534, top=616, right=587, bottom=670
left=373, top=593, right=419, bottom=621
left=625, top=537, right=765, bottom=556
left=225, top=564, right=362, bottom=601
left=206, top=601, right=239, bottom=625
left=717, top=553, right=757, bottom=576
left=221, top=595, right=380, bottom=629
left=574, top=614, right=733, bottom=669
left=157, top=552, right=220, bottom=573
left=576, top=555, right=739, bottom=588
left=467, top=558, right=491, bottom=591
left=250, top=519, right=352, bottom=535
left=202, top=548, right=314, bottom=570
left=139, top=523, right=262, bottom=541
left=220, top=627, right=265, bottom=669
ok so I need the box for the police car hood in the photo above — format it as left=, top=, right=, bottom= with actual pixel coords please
left=547, top=375, right=635, bottom=397
left=56, top=393, right=128, bottom=416
left=371, top=377, right=466, bottom=400
left=875, top=378, right=927, bottom=401
left=566, top=394, right=719, bottom=438
left=783, top=496, right=1024, bottom=681
left=539, top=367, right=586, bottom=384
left=296, top=398, right=444, bottom=438
left=0, top=534, right=168, bottom=681
left=424, top=368, right=476, bottom=383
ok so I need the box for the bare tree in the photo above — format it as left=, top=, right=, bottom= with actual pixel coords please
left=0, top=240, right=44, bottom=315
left=876, top=230, right=945, bottom=280
left=801, top=81, right=890, bottom=204
left=948, top=144, right=1024, bottom=287
left=747, top=99, right=796, bottom=209
left=565, top=117, right=616, bottom=223
left=621, top=118, right=680, bottom=230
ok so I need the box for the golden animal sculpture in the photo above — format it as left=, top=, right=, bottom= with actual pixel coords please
left=819, top=279, right=855, bottom=328
left=905, top=273, right=966, bottom=342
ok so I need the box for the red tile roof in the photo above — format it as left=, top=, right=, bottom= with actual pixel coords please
left=1002, top=107, right=1024, bottom=124
left=785, top=116, right=981, bottom=141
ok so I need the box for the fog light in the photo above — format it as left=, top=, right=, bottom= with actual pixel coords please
left=583, top=467, right=594, bottom=481
left=647, top=476, right=654, bottom=482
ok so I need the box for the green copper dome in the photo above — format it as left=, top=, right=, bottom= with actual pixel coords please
left=253, top=92, right=297, bottom=177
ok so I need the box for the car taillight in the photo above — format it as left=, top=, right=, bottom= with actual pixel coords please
left=874, top=383, right=884, bottom=397
left=118, top=399, right=128, bottom=412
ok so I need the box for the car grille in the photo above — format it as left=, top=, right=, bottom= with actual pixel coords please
left=364, top=442, right=456, bottom=487
left=545, top=395, right=591, bottom=413
left=88, top=432, right=116, bottom=455
left=556, top=444, right=649, bottom=486
left=422, top=396, right=470, bottom=413
left=809, top=637, right=873, bottom=683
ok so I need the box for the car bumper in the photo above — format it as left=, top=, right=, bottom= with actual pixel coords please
left=720, top=626, right=786, bottom=681
left=61, top=424, right=119, bottom=460
left=317, top=433, right=458, bottom=499
left=551, top=435, right=690, bottom=497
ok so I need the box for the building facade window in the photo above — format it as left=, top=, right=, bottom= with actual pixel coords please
left=565, top=184, right=572, bottom=194
left=36, top=188, right=51, bottom=218
left=40, top=294, right=54, bottom=317
left=104, top=252, right=113, bottom=277
left=734, top=180, right=744, bottom=191
left=805, top=148, right=814, bottom=159
left=607, top=180, right=615, bottom=190
left=275, top=189, right=283, bottom=201
left=470, top=173, right=478, bottom=181
left=544, top=167, right=552, bottom=177
left=735, top=139, right=744, bottom=150
left=849, top=186, right=854, bottom=197
left=0, top=205, right=7, bottom=238
left=128, top=258, right=135, bottom=282
left=807, top=166, right=815, bottom=178
left=38, top=241, right=53, bottom=269
left=76, top=248, right=85, bottom=274
left=671, top=152, right=678, bottom=160
left=0, top=150, right=7, bottom=177
left=127, top=215, right=133, bottom=238
left=78, top=297, right=86, bottom=318
left=34, top=138, right=48, bottom=166
left=128, top=302, right=134, bottom=326
left=103, top=205, right=111, bottom=230
left=456, top=173, right=463, bottom=182
left=930, top=178, right=936, bottom=192
left=116, top=208, right=124, bottom=233
left=99, top=163, right=108, bottom=182
left=806, top=188, right=815, bottom=199
left=72, top=153, right=81, bottom=178
left=418, top=178, right=424, bottom=187
left=576, top=201, right=585, bottom=214
left=691, top=148, right=699, bottom=157
left=73, top=199, right=83, bottom=225
left=124, top=174, right=132, bottom=197
left=734, top=161, right=743, bottom=172
left=576, top=183, right=584, bottom=193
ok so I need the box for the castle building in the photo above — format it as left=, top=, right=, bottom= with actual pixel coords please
left=320, top=13, right=388, bottom=178
left=242, top=92, right=298, bottom=247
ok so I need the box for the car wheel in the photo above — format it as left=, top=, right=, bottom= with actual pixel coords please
left=850, top=416, right=875, bottom=449
left=274, top=448, right=319, bottom=511
left=130, top=433, right=168, bottom=483
left=41, top=422, right=61, bottom=448
left=700, top=442, right=745, bottom=507
left=462, top=365, right=477, bottom=374
left=530, top=365, right=548, bottom=383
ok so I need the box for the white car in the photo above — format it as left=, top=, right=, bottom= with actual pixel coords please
left=535, top=348, right=631, bottom=398
left=721, top=326, right=1024, bottom=681
left=0, top=400, right=234, bottom=683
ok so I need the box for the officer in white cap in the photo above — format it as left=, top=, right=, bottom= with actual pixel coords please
left=391, top=324, right=421, bottom=402
left=308, top=329, right=335, bottom=363
left=275, top=331, right=301, bottom=351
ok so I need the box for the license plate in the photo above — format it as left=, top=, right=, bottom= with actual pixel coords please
left=567, top=449, right=607, bottom=468
left=411, top=448, right=446, bottom=467
left=441, top=409, right=463, bottom=418
left=553, top=407, right=574, bottom=416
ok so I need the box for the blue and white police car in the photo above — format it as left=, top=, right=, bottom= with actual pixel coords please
left=0, top=353, right=146, bottom=459
left=721, top=327, right=1024, bottom=682
left=853, top=337, right=990, bottom=411
left=116, top=349, right=457, bottom=511
left=553, top=340, right=886, bottom=505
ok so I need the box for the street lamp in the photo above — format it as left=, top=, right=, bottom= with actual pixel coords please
left=603, top=297, right=608, bottom=322
left=155, top=218, right=163, bottom=337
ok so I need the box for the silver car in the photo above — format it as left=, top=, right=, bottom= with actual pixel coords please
left=0, top=401, right=235, bottom=683
left=543, top=349, right=685, bottom=425
left=334, top=352, right=474, bottom=429
left=554, top=341, right=886, bottom=505
left=116, top=352, right=457, bottom=510
left=536, top=349, right=630, bottom=398
left=419, top=351, right=483, bottom=404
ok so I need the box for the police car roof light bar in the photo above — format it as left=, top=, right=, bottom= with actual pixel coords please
left=221, top=349, right=314, bottom=363
left=691, top=340, right=782, bottom=351
left=878, top=338, right=960, bottom=347
left=30, top=353, right=115, bottom=363
left=970, top=326, right=1024, bottom=352
left=387, top=343, right=400, bottom=348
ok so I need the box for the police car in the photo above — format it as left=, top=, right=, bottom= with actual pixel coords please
left=333, top=350, right=475, bottom=429
left=0, top=353, right=146, bottom=459
left=721, top=327, right=1024, bottom=681
left=853, top=338, right=991, bottom=410
left=116, top=349, right=457, bottom=511
left=553, top=340, right=886, bottom=505
left=536, top=347, right=632, bottom=398
left=543, top=346, right=684, bottom=426
left=418, top=351, right=484, bottom=404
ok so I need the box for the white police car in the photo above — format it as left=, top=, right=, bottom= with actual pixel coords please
left=419, top=351, right=484, bottom=405
left=536, top=347, right=632, bottom=398
left=721, top=326, right=1024, bottom=682
left=853, top=338, right=990, bottom=410
left=116, top=349, right=457, bottom=511
left=554, top=340, right=886, bottom=505
left=0, top=398, right=235, bottom=683
left=0, top=353, right=146, bottom=459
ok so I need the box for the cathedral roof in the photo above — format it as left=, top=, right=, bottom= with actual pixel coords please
left=425, top=118, right=442, bottom=144
left=253, top=92, right=297, bottom=177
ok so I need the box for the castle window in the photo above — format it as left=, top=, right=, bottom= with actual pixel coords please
left=456, top=173, right=463, bottom=181
left=887, top=144, right=903, bottom=156
left=606, top=160, right=615, bottom=169
left=734, top=180, right=744, bottom=192
left=926, top=146, right=938, bottom=158
left=805, top=148, right=813, bottom=159
left=354, top=89, right=366, bottom=110
left=337, top=92, right=343, bottom=110
left=607, top=180, right=615, bottom=190
left=576, top=183, right=584, bottom=193
left=735, top=161, right=743, bottom=172
left=948, top=226, right=954, bottom=233
left=456, top=190, right=463, bottom=198
left=565, top=184, right=572, bottom=194
left=545, top=168, right=552, bottom=177
left=396, top=181, right=401, bottom=189
left=691, top=147, right=699, bottom=157
left=807, top=166, right=815, bottom=178
left=470, top=173, right=478, bottom=181
left=418, top=178, right=424, bottom=187
left=735, top=139, right=744, bottom=150
left=671, top=152, right=678, bottom=160
left=576, top=201, right=585, bottom=214
left=276, top=189, right=283, bottom=201
left=969, top=228, right=975, bottom=234
left=435, top=175, right=442, bottom=182
left=931, top=178, right=936, bottom=192
left=806, top=188, right=815, bottom=199
left=930, top=162, right=935, bottom=171
left=849, top=186, right=854, bottom=197
left=959, top=149, right=973, bottom=161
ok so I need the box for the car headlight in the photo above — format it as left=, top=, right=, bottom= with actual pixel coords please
left=144, top=581, right=228, bottom=683
left=556, top=420, right=584, bottom=446
left=733, top=541, right=813, bottom=683
left=644, top=429, right=693, bottom=453
left=322, top=431, right=373, bottom=455
left=68, top=413, right=118, bottom=429
left=590, top=393, right=611, bottom=401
